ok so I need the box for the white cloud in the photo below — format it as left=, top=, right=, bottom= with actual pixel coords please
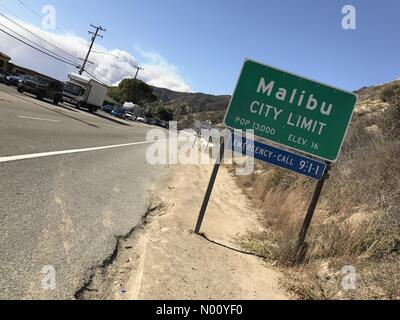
left=135, top=47, right=192, bottom=92
left=0, top=16, right=192, bottom=92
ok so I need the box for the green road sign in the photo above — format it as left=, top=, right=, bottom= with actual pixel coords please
left=224, top=59, right=358, bottom=162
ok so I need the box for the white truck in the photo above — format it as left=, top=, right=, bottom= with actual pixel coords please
left=62, top=72, right=109, bottom=112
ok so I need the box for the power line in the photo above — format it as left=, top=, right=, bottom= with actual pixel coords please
left=83, top=57, right=116, bottom=83
left=0, top=26, right=79, bottom=68
left=91, top=50, right=119, bottom=59
left=85, top=64, right=114, bottom=84
left=0, top=11, right=81, bottom=64
left=4, top=1, right=116, bottom=85
left=0, top=3, right=84, bottom=66
left=0, top=20, right=79, bottom=66
left=85, top=62, right=141, bottom=86
left=0, top=14, right=113, bottom=84
left=15, top=0, right=83, bottom=40
left=83, top=68, right=110, bottom=86
left=0, top=6, right=110, bottom=83
left=82, top=57, right=118, bottom=85
left=13, top=0, right=91, bottom=53
left=16, top=0, right=41, bottom=18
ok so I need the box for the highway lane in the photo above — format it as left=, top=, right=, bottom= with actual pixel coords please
left=0, top=85, right=153, bottom=157
left=0, top=84, right=169, bottom=299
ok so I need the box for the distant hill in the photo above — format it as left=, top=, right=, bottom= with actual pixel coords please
left=152, top=87, right=231, bottom=129
left=151, top=87, right=192, bottom=103
left=354, top=79, right=400, bottom=102
left=152, top=78, right=400, bottom=129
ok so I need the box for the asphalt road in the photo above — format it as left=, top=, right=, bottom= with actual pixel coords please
left=0, top=83, right=168, bottom=299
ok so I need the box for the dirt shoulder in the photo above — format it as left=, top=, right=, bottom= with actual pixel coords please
left=81, top=163, right=288, bottom=300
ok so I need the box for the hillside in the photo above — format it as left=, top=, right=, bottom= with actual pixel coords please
left=152, top=87, right=231, bottom=129
left=354, top=79, right=400, bottom=101
left=232, top=80, right=400, bottom=300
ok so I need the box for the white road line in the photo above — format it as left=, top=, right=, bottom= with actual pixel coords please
left=0, top=139, right=167, bottom=164
left=18, top=116, right=60, bottom=123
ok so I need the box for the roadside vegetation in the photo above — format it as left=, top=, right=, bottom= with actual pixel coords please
left=232, top=82, right=400, bottom=300
left=107, top=78, right=176, bottom=121
left=108, top=78, right=158, bottom=105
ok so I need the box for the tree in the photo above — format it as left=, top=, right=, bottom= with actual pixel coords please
left=107, top=86, right=122, bottom=103
left=107, top=78, right=158, bottom=105
left=119, top=78, right=158, bottom=105
left=156, top=106, right=174, bottom=121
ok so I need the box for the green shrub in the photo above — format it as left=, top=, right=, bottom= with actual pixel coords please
left=381, top=85, right=400, bottom=102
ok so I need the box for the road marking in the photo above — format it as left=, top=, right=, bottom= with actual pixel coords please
left=0, top=139, right=168, bottom=164
left=18, top=116, right=60, bottom=123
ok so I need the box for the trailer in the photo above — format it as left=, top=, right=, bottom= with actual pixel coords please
left=63, top=72, right=109, bottom=112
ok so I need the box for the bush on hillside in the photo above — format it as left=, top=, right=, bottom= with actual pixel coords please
left=381, top=85, right=400, bottom=102
left=107, top=79, right=157, bottom=105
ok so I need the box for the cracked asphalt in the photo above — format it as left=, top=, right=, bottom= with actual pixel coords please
left=0, top=83, right=167, bottom=299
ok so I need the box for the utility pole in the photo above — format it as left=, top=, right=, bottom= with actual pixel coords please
left=134, top=66, right=144, bottom=80
left=79, top=24, right=106, bottom=75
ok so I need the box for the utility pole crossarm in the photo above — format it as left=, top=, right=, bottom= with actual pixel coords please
left=91, top=24, right=106, bottom=32
left=134, top=66, right=144, bottom=80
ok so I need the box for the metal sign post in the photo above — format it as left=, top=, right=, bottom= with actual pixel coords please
left=194, top=139, right=225, bottom=234
left=192, top=130, right=200, bottom=148
left=294, top=162, right=331, bottom=264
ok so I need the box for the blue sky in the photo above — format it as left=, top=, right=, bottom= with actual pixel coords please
left=0, top=0, right=399, bottom=95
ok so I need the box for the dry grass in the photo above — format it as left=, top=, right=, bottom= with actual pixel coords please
left=235, top=87, right=400, bottom=300
left=354, top=79, right=400, bottom=101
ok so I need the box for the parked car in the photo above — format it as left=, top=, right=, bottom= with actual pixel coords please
left=18, top=75, right=63, bottom=105
left=5, top=74, right=22, bottom=87
left=102, top=105, right=114, bottom=113
left=111, top=107, right=127, bottom=119
left=158, top=121, right=169, bottom=129
left=18, top=75, right=33, bottom=86
left=147, top=118, right=158, bottom=125
left=154, top=119, right=169, bottom=128
left=0, top=70, right=9, bottom=83
left=136, top=116, right=147, bottom=123
left=125, top=112, right=136, bottom=121
left=19, top=74, right=33, bottom=84
left=146, top=118, right=168, bottom=128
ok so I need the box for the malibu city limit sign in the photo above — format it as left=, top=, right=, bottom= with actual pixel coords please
left=224, top=59, right=358, bottom=162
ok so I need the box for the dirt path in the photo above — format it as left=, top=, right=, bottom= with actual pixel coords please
left=81, top=159, right=288, bottom=300
left=114, top=163, right=288, bottom=300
